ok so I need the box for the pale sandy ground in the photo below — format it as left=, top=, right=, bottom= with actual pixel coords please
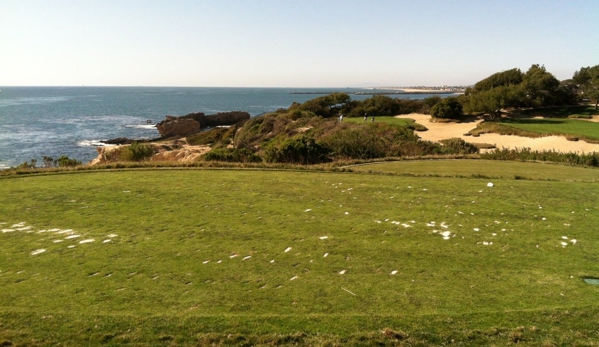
left=396, top=113, right=599, bottom=154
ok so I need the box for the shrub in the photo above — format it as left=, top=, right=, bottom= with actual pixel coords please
left=481, top=147, right=599, bottom=167
left=186, top=127, right=234, bottom=146
left=438, top=138, right=479, bottom=154
left=203, top=148, right=262, bottom=163
left=16, top=159, right=37, bottom=169
left=119, top=142, right=154, bottom=161
left=56, top=155, right=81, bottom=167
left=263, top=136, right=328, bottom=164
left=319, top=123, right=432, bottom=159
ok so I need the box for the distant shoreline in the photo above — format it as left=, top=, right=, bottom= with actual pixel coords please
left=291, top=90, right=460, bottom=96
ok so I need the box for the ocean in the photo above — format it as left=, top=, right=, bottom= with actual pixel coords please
left=0, top=87, right=450, bottom=169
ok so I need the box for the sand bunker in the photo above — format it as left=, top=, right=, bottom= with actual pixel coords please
left=396, top=113, right=599, bottom=153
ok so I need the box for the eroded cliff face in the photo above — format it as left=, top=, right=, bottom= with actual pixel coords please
left=156, top=111, right=249, bottom=138
left=89, top=141, right=211, bottom=166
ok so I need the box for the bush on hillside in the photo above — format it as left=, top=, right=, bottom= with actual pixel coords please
left=186, top=127, right=235, bottom=147
left=56, top=155, right=82, bottom=167
left=438, top=138, right=479, bottom=154
left=292, top=92, right=351, bottom=118
left=481, top=147, right=599, bottom=167
left=318, top=122, right=430, bottom=159
left=345, top=96, right=431, bottom=118
left=119, top=142, right=154, bottom=161
left=263, top=136, right=328, bottom=164
left=203, top=148, right=262, bottom=163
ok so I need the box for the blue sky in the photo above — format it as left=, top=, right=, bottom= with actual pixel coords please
left=1, top=0, right=598, bottom=87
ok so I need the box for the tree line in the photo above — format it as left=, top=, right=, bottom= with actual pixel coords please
left=433, top=64, right=599, bottom=119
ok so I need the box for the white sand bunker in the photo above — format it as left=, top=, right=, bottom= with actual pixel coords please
left=396, top=113, right=599, bottom=154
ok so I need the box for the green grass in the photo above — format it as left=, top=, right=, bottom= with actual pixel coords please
left=351, top=159, right=599, bottom=181
left=519, top=105, right=598, bottom=119
left=469, top=117, right=599, bottom=144
left=1, top=167, right=599, bottom=345
left=499, top=118, right=599, bottom=141
left=344, top=116, right=428, bottom=131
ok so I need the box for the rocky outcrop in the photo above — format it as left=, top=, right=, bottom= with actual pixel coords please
left=100, top=137, right=139, bottom=145
left=156, top=117, right=202, bottom=138
left=89, top=141, right=211, bottom=166
left=204, top=111, right=250, bottom=127
left=156, top=111, right=249, bottom=138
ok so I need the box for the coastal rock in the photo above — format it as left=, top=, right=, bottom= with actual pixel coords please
left=204, top=111, right=250, bottom=127
left=100, top=137, right=138, bottom=145
left=156, top=111, right=250, bottom=138
left=89, top=141, right=211, bottom=166
left=156, top=118, right=201, bottom=138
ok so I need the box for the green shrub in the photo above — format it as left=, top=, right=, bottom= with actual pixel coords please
left=263, top=136, right=328, bottom=164
left=319, top=123, right=432, bottom=159
left=481, top=147, right=599, bottom=167
left=119, top=142, right=154, bottom=161
left=438, top=138, right=479, bottom=154
left=203, top=148, right=262, bottom=163
left=186, top=127, right=234, bottom=146
left=56, top=155, right=82, bottom=167
left=16, top=159, right=37, bottom=169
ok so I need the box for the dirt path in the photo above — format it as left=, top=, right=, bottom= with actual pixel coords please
left=396, top=113, right=599, bottom=154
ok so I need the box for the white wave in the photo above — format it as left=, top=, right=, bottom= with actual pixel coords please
left=78, top=140, right=116, bottom=147
left=125, top=124, right=157, bottom=130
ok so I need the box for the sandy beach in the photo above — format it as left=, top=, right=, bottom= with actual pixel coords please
left=396, top=113, right=599, bottom=154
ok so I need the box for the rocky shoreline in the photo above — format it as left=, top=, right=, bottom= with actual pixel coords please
left=91, top=111, right=250, bottom=165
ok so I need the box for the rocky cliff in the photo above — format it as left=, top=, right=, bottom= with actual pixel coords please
left=89, top=140, right=211, bottom=166
left=156, top=111, right=249, bottom=138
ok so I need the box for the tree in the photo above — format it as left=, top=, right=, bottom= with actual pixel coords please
left=573, top=65, right=599, bottom=111
left=472, top=68, right=523, bottom=92
left=430, top=97, right=463, bottom=119
left=463, top=85, right=521, bottom=120
left=520, top=64, right=560, bottom=107
left=296, top=92, right=351, bottom=118
left=463, top=64, right=569, bottom=118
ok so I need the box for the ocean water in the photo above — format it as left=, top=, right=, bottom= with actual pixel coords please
left=0, top=87, right=449, bottom=168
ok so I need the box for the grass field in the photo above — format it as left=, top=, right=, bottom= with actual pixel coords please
left=350, top=159, right=599, bottom=182
left=519, top=105, right=598, bottom=119
left=344, top=116, right=427, bottom=130
left=499, top=118, right=599, bottom=141
left=1, top=162, right=599, bottom=346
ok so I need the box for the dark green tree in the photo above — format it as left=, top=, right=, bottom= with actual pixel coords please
left=573, top=64, right=599, bottom=110
left=430, top=97, right=463, bottom=119
left=295, top=92, right=351, bottom=118
left=520, top=64, right=561, bottom=107
left=472, top=68, right=523, bottom=92
left=463, top=85, right=521, bottom=119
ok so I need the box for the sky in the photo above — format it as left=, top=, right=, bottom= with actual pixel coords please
left=1, top=0, right=598, bottom=87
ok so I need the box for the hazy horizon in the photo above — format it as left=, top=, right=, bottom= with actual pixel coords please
left=2, top=0, right=598, bottom=88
